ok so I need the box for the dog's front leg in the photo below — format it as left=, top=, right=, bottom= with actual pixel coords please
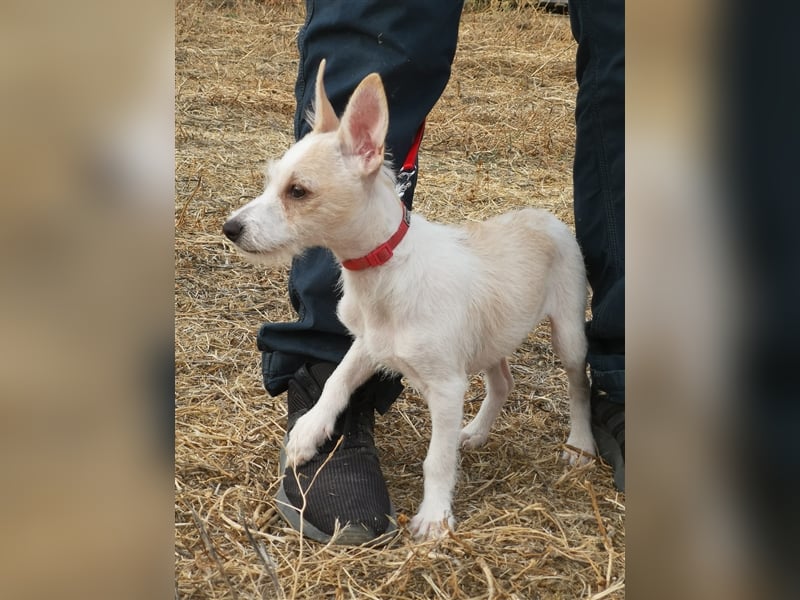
left=409, top=376, right=467, bottom=540
left=285, top=339, right=376, bottom=467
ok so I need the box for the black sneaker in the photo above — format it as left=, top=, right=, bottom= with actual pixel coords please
left=591, top=390, right=625, bottom=492
left=275, top=362, right=398, bottom=545
left=538, top=0, right=568, bottom=15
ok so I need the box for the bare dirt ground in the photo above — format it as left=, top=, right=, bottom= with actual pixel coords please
left=175, top=1, right=624, bottom=598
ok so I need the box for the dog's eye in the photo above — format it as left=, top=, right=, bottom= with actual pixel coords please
left=288, top=184, right=307, bottom=199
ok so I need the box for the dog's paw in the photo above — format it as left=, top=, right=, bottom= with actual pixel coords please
left=284, top=432, right=318, bottom=469
left=459, top=422, right=489, bottom=449
left=408, top=506, right=455, bottom=541
left=284, top=411, right=335, bottom=468
left=562, top=430, right=596, bottom=465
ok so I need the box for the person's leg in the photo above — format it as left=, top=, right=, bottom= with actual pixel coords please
left=260, top=0, right=464, bottom=543
left=569, top=0, right=625, bottom=490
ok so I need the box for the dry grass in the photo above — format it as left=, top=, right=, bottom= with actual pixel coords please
left=175, top=1, right=624, bottom=598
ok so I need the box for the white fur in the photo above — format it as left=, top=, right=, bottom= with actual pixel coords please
left=224, top=60, right=596, bottom=540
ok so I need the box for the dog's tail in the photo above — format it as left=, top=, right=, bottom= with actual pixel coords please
left=545, top=217, right=589, bottom=366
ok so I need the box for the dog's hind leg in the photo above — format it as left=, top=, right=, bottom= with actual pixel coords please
left=550, top=313, right=596, bottom=463
left=459, top=358, right=514, bottom=449
left=409, top=375, right=467, bottom=540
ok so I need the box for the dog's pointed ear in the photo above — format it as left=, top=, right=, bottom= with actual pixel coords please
left=338, top=73, right=388, bottom=176
left=312, top=59, right=338, bottom=133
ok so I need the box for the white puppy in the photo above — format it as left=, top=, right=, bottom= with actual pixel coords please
left=224, top=60, right=596, bottom=540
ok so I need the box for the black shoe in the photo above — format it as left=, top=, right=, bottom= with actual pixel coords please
left=591, top=390, right=625, bottom=492
left=538, top=0, right=568, bottom=15
left=275, top=362, right=397, bottom=545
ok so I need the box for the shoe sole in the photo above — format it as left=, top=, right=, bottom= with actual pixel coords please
left=275, top=440, right=399, bottom=547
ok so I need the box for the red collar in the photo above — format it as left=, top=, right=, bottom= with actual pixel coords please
left=341, top=204, right=411, bottom=270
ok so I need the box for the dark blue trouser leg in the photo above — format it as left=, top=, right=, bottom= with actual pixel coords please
left=257, top=0, right=464, bottom=409
left=569, top=0, right=625, bottom=403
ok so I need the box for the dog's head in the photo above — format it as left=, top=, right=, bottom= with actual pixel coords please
left=222, top=59, right=390, bottom=264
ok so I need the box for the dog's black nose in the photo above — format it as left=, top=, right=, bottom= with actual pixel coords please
left=222, top=218, right=243, bottom=242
